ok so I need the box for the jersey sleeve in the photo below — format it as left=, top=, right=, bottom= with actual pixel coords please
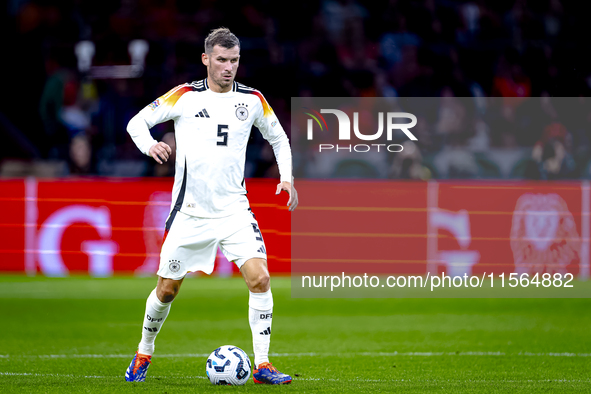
left=252, top=91, right=293, bottom=183
left=127, top=84, right=192, bottom=156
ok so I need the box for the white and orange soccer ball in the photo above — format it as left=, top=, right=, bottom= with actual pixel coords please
left=206, top=345, right=251, bottom=385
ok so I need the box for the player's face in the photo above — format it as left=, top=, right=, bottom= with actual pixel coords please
left=202, top=45, right=240, bottom=93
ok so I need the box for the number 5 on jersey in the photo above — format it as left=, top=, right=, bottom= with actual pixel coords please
left=217, top=124, right=228, bottom=146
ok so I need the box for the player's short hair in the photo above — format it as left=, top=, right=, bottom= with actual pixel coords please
left=204, top=27, right=240, bottom=54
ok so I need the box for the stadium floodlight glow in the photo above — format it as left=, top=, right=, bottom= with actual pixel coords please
left=74, top=39, right=149, bottom=79
left=75, top=41, right=95, bottom=73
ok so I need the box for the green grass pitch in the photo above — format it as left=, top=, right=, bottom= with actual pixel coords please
left=1, top=275, right=590, bottom=393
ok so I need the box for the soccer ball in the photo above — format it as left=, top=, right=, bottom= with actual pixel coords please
left=206, top=345, right=251, bottom=385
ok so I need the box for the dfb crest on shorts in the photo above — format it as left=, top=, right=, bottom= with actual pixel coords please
left=169, top=259, right=181, bottom=273
left=235, top=103, right=248, bottom=121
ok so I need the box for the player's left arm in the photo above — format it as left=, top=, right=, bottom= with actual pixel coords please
left=253, top=92, right=298, bottom=211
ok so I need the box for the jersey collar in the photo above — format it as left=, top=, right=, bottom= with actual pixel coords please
left=203, top=78, right=238, bottom=93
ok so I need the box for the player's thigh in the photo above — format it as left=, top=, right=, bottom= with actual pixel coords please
left=159, top=211, right=219, bottom=278
left=219, top=209, right=267, bottom=271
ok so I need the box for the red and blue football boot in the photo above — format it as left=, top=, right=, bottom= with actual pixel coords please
left=125, top=351, right=151, bottom=382
left=253, top=362, right=292, bottom=384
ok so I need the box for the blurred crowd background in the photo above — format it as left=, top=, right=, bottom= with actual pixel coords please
left=2, top=0, right=591, bottom=180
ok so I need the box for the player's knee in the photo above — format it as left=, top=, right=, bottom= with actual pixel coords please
left=156, top=281, right=180, bottom=303
left=248, top=271, right=270, bottom=293
left=156, top=287, right=177, bottom=303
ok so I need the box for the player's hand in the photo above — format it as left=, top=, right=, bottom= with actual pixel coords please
left=276, top=181, right=298, bottom=211
left=149, top=142, right=172, bottom=164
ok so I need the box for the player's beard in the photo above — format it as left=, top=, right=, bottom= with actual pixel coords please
left=212, top=74, right=234, bottom=90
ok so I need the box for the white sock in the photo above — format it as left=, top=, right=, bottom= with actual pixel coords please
left=138, top=288, right=172, bottom=355
left=248, top=290, right=273, bottom=368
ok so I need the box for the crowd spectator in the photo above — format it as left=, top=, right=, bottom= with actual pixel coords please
left=531, top=122, right=577, bottom=180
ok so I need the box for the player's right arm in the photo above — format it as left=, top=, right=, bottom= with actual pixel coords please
left=127, top=84, right=191, bottom=163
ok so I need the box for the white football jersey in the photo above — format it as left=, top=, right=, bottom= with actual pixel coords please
left=127, top=78, right=292, bottom=219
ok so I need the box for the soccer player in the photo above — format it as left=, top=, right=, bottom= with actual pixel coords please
left=124, top=27, right=297, bottom=385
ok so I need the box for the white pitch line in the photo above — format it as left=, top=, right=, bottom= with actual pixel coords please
left=0, top=372, right=109, bottom=379
left=1, top=351, right=591, bottom=359
left=1, top=372, right=589, bottom=385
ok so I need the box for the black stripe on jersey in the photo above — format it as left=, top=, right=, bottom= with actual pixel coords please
left=203, top=78, right=209, bottom=89
left=237, top=82, right=256, bottom=91
left=236, top=82, right=257, bottom=94
left=236, top=87, right=257, bottom=94
left=190, top=81, right=206, bottom=92
left=232, top=81, right=237, bottom=92
left=165, top=158, right=188, bottom=232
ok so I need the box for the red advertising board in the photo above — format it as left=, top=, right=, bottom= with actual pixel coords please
left=0, top=178, right=291, bottom=276
left=291, top=180, right=589, bottom=279
left=1, top=179, right=588, bottom=278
